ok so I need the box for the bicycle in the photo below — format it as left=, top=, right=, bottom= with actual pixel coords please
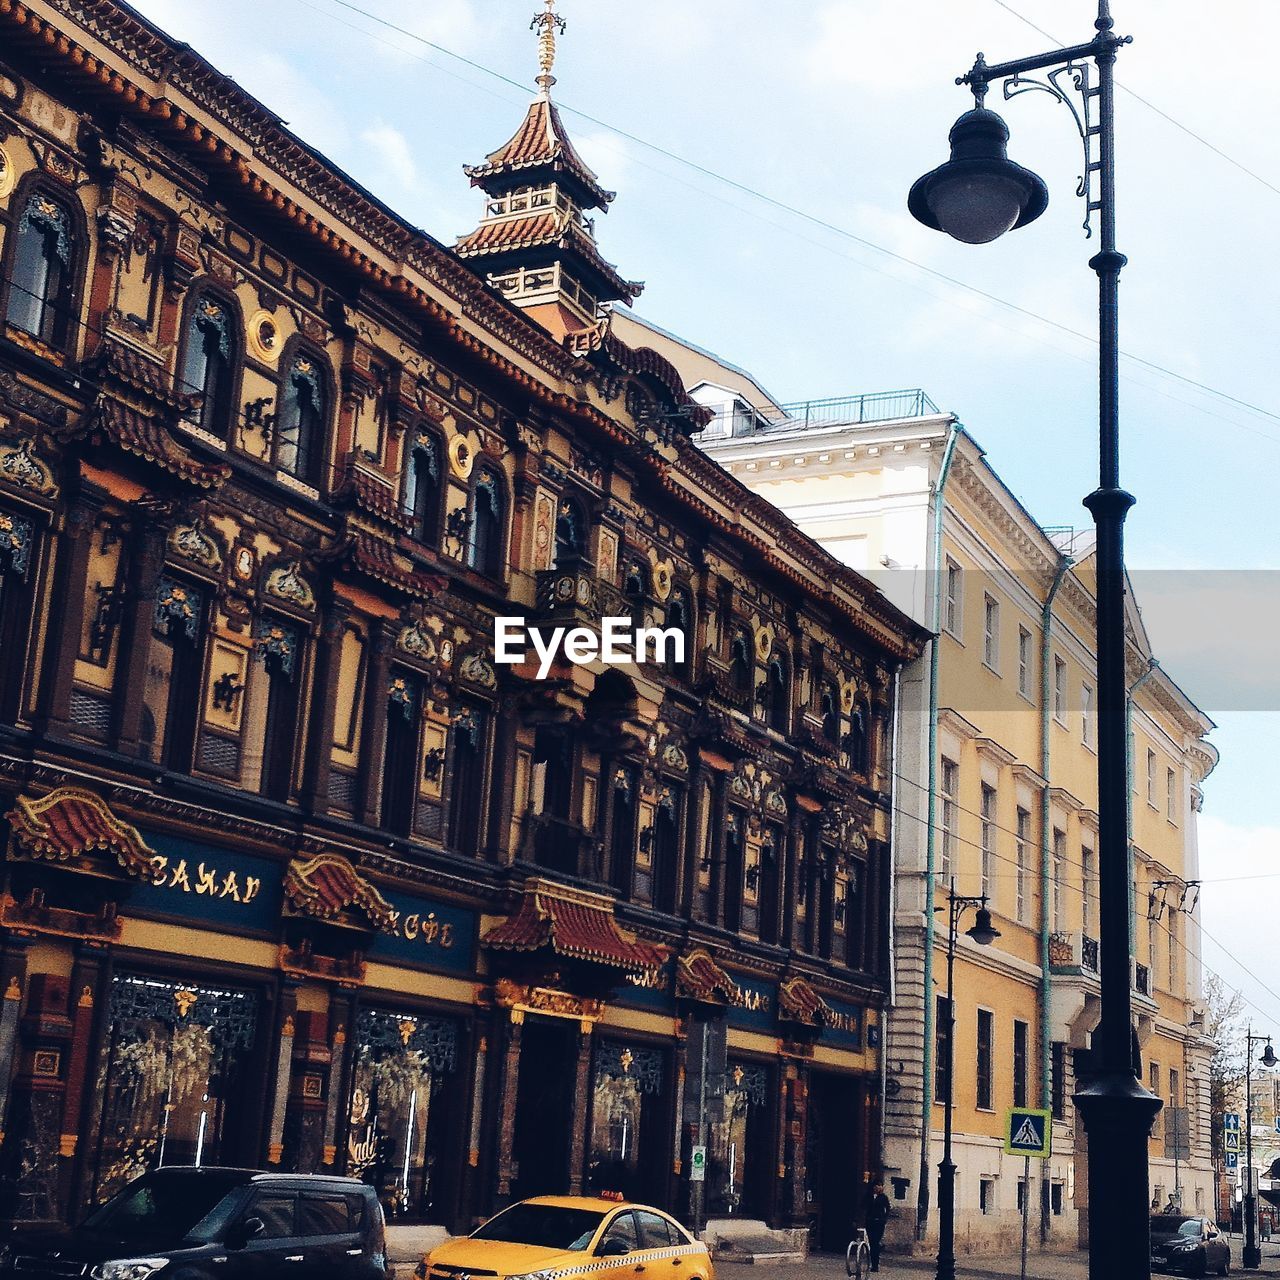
left=846, top=1228, right=871, bottom=1279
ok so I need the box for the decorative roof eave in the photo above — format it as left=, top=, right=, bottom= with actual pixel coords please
left=482, top=878, right=668, bottom=975
left=674, top=947, right=740, bottom=1005
left=320, top=528, right=446, bottom=601
left=283, top=852, right=395, bottom=931
left=6, top=787, right=157, bottom=880
left=332, top=458, right=414, bottom=533
left=778, top=975, right=834, bottom=1027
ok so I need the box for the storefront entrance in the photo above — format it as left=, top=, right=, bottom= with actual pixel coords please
left=89, top=972, right=260, bottom=1205
left=512, top=1016, right=576, bottom=1199
left=345, top=1007, right=464, bottom=1225
left=587, top=1039, right=671, bottom=1207
left=717, top=1058, right=774, bottom=1220
left=807, top=1070, right=866, bottom=1252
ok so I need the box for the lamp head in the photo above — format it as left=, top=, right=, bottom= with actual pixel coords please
left=908, top=107, right=1049, bottom=244
left=966, top=904, right=1001, bottom=947
left=1261, top=1040, right=1278, bottom=1069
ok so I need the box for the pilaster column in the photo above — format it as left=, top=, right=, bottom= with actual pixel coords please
left=57, top=946, right=108, bottom=1214
left=282, top=1009, right=332, bottom=1172
left=265, top=984, right=300, bottom=1166
left=494, top=1012, right=523, bottom=1204
left=708, top=774, right=729, bottom=928
left=357, top=622, right=395, bottom=828
left=784, top=1060, right=810, bottom=1227
left=567, top=1024, right=594, bottom=1195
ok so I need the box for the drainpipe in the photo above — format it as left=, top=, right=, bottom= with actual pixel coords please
left=916, top=420, right=960, bottom=1241
left=882, top=662, right=902, bottom=1174
left=1126, top=659, right=1159, bottom=958
left=1039, top=554, right=1071, bottom=1246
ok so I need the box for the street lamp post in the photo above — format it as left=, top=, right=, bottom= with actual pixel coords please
left=1243, top=1028, right=1278, bottom=1269
left=936, top=879, right=1001, bottom=1280
left=910, top=4, right=1163, bottom=1277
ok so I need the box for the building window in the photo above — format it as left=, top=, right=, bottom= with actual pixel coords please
left=976, top=1008, right=994, bottom=1111
left=1148, top=912, right=1158, bottom=973
left=446, top=704, right=488, bottom=855
left=847, top=706, right=870, bottom=775
left=552, top=494, right=586, bottom=567
left=983, top=594, right=999, bottom=669
left=1168, top=912, right=1179, bottom=990
left=466, top=470, right=505, bottom=578
left=1082, top=844, right=1095, bottom=936
left=405, top=434, right=443, bottom=546
left=1052, top=828, right=1066, bottom=933
left=666, top=587, right=693, bottom=680
left=1146, top=748, right=1157, bottom=807
left=1013, top=1019, right=1029, bottom=1109
left=1017, top=1180, right=1028, bottom=1214
left=248, top=618, right=303, bottom=802
left=609, top=767, right=637, bottom=896
left=820, top=681, right=840, bottom=745
left=940, top=758, right=958, bottom=883
left=650, top=787, right=681, bottom=914
left=5, top=190, right=76, bottom=347
left=1018, top=626, right=1033, bottom=698
left=1053, top=656, right=1067, bottom=723
left=723, top=811, right=745, bottom=932
left=980, top=1179, right=995, bottom=1215
left=142, top=576, right=206, bottom=773
left=935, top=994, right=952, bottom=1103
left=381, top=671, right=421, bottom=836
left=0, top=509, right=36, bottom=723
left=1051, top=1184, right=1063, bottom=1215
left=1149, top=1062, right=1160, bottom=1112
left=765, top=654, right=790, bottom=733
left=1169, top=1067, right=1180, bottom=1109
left=1082, top=682, right=1094, bottom=748
left=276, top=354, right=327, bottom=483
left=179, top=294, right=237, bottom=438
left=1015, top=806, right=1031, bottom=924
left=531, top=724, right=573, bottom=821
left=1166, top=767, right=1178, bottom=822
left=980, top=784, right=996, bottom=900
left=730, top=630, right=752, bottom=694
left=944, top=558, right=962, bottom=637
left=1051, top=1041, right=1067, bottom=1119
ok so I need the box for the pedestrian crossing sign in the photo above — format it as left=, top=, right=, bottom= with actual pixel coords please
left=1004, top=1107, right=1052, bottom=1158
left=1225, top=1130, right=1240, bottom=1153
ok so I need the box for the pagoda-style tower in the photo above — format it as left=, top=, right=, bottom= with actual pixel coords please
left=456, top=0, right=642, bottom=342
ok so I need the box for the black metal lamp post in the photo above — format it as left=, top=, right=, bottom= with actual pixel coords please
left=1243, top=1028, right=1278, bottom=1269
left=910, top=4, right=1162, bottom=1277
left=936, top=878, right=1001, bottom=1280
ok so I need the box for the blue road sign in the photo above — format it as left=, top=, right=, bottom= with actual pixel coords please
left=1004, top=1107, right=1052, bottom=1158
left=1226, top=1152, right=1239, bottom=1170
left=1225, top=1113, right=1241, bottom=1132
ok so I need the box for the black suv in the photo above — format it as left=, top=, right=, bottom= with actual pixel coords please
left=1, top=1167, right=389, bottom=1279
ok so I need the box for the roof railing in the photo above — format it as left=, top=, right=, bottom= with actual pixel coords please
left=695, top=387, right=941, bottom=440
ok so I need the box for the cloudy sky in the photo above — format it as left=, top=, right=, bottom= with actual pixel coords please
left=128, top=0, right=1280, bottom=1026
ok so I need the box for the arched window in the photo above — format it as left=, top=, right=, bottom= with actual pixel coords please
left=553, top=495, right=586, bottom=567
left=667, top=586, right=693, bottom=679
left=821, top=682, right=840, bottom=744
left=730, top=630, right=753, bottom=694
left=179, top=294, right=237, bottom=439
left=466, top=470, right=504, bottom=577
left=848, top=706, right=870, bottom=775
left=6, top=190, right=76, bottom=347
left=405, top=434, right=443, bottom=546
left=276, top=354, right=328, bottom=483
left=766, top=655, right=790, bottom=733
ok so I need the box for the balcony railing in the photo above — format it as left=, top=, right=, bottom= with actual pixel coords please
left=696, top=388, right=942, bottom=441
left=1049, top=930, right=1100, bottom=976
left=1134, top=961, right=1152, bottom=996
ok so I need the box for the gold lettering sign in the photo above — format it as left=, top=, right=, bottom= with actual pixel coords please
left=149, top=854, right=262, bottom=906
left=382, top=909, right=455, bottom=950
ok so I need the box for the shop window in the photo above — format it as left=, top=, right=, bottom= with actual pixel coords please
left=552, top=494, right=586, bottom=566
left=405, top=434, right=443, bottom=546
left=347, top=1007, right=460, bottom=1224
left=90, top=973, right=259, bottom=1204
left=588, top=1041, right=667, bottom=1203
left=0, top=508, right=36, bottom=723
left=381, top=672, right=422, bottom=836
left=730, top=630, right=752, bottom=694
left=275, top=353, right=328, bottom=483
left=179, top=293, right=237, bottom=438
left=609, top=767, right=637, bottom=896
left=446, top=704, right=487, bottom=856
left=142, top=576, right=206, bottom=772
left=245, top=618, right=302, bottom=802
left=466, top=470, right=505, bottom=578
left=5, top=189, right=77, bottom=348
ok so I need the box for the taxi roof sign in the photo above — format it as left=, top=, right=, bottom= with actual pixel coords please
left=1004, top=1107, right=1052, bottom=1158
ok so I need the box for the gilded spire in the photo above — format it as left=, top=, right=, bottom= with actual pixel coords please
left=531, top=0, right=566, bottom=96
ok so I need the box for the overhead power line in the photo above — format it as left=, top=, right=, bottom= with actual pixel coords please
left=295, top=0, right=1280, bottom=440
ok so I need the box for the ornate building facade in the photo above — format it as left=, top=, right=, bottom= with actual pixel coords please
left=0, top=0, right=924, bottom=1246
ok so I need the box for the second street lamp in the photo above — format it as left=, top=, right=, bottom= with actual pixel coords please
left=936, top=880, right=1001, bottom=1280
left=1243, top=1028, right=1278, bottom=1269
left=909, top=3, right=1162, bottom=1276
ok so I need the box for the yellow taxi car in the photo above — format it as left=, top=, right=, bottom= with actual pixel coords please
left=417, top=1193, right=715, bottom=1280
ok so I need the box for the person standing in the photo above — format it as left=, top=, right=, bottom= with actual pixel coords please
left=864, top=1180, right=891, bottom=1273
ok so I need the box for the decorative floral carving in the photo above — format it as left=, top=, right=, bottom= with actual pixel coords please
left=264, top=561, right=315, bottom=609
left=168, top=521, right=222, bottom=570
left=397, top=621, right=437, bottom=661
left=0, top=511, right=33, bottom=578
left=0, top=437, right=56, bottom=496
left=459, top=652, right=496, bottom=690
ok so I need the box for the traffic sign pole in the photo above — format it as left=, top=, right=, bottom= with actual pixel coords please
left=1021, top=1153, right=1030, bottom=1280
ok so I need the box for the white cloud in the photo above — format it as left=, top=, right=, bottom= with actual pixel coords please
left=360, top=122, right=419, bottom=192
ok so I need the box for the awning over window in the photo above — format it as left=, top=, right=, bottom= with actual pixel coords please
left=483, top=879, right=667, bottom=975
left=6, top=786, right=156, bottom=879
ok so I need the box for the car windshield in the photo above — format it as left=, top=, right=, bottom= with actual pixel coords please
left=470, top=1204, right=605, bottom=1251
left=1150, top=1217, right=1200, bottom=1239
left=81, top=1172, right=245, bottom=1246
